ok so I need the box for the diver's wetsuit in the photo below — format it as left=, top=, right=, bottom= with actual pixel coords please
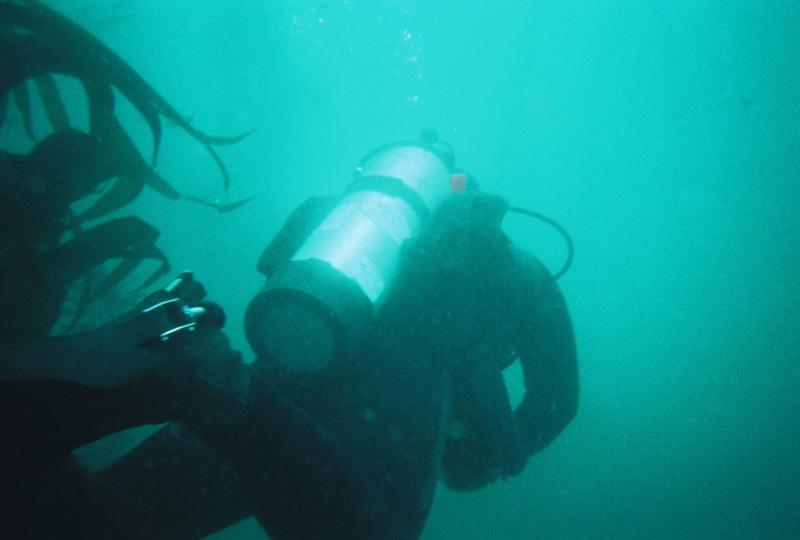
left=253, top=191, right=579, bottom=493
left=440, top=245, right=579, bottom=490
left=3, top=191, right=578, bottom=539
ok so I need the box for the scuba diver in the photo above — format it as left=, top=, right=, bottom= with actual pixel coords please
left=2, top=132, right=577, bottom=539
left=243, top=130, right=578, bottom=501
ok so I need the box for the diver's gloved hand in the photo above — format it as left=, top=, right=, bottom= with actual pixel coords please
left=117, top=272, right=248, bottom=416
left=128, top=270, right=206, bottom=316
left=152, top=323, right=249, bottom=419
left=499, top=423, right=529, bottom=480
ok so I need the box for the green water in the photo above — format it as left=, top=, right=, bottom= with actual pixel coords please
left=17, top=0, right=800, bottom=537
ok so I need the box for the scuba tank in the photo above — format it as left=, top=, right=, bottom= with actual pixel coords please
left=245, top=131, right=466, bottom=383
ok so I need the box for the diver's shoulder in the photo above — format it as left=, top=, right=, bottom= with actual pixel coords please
left=508, top=245, right=556, bottom=298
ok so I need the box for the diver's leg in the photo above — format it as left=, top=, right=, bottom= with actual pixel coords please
left=92, top=423, right=252, bottom=539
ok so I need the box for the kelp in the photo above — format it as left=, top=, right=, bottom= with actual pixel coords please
left=0, top=141, right=172, bottom=337
left=11, top=81, right=35, bottom=140
left=52, top=216, right=171, bottom=330
left=0, top=0, right=249, bottom=210
left=34, top=74, right=69, bottom=131
left=0, top=0, right=248, bottom=335
left=0, top=0, right=249, bottom=188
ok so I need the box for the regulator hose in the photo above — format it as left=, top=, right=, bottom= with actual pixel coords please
left=507, top=206, right=574, bottom=280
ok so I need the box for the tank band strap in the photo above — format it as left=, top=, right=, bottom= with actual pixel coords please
left=345, top=175, right=430, bottom=222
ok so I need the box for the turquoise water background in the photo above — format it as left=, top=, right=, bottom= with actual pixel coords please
left=13, top=1, right=800, bottom=537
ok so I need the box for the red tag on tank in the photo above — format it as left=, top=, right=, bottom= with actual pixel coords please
left=450, top=173, right=467, bottom=192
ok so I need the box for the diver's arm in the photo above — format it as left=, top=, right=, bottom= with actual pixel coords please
left=177, top=362, right=370, bottom=539
left=99, top=322, right=369, bottom=539
left=256, top=196, right=338, bottom=276
left=89, top=340, right=367, bottom=539
left=0, top=372, right=185, bottom=477
left=0, top=275, right=229, bottom=472
left=512, top=248, right=579, bottom=462
left=2, top=323, right=253, bottom=539
left=0, top=327, right=199, bottom=472
left=82, top=323, right=254, bottom=540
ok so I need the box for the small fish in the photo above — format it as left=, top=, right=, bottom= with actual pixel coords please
left=185, top=194, right=254, bottom=213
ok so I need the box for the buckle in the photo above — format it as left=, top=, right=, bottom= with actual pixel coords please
left=142, top=298, right=197, bottom=341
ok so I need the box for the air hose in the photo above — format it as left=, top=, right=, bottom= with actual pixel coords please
left=507, top=206, right=574, bottom=280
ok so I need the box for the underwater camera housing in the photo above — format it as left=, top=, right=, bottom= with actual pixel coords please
left=245, top=130, right=465, bottom=385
